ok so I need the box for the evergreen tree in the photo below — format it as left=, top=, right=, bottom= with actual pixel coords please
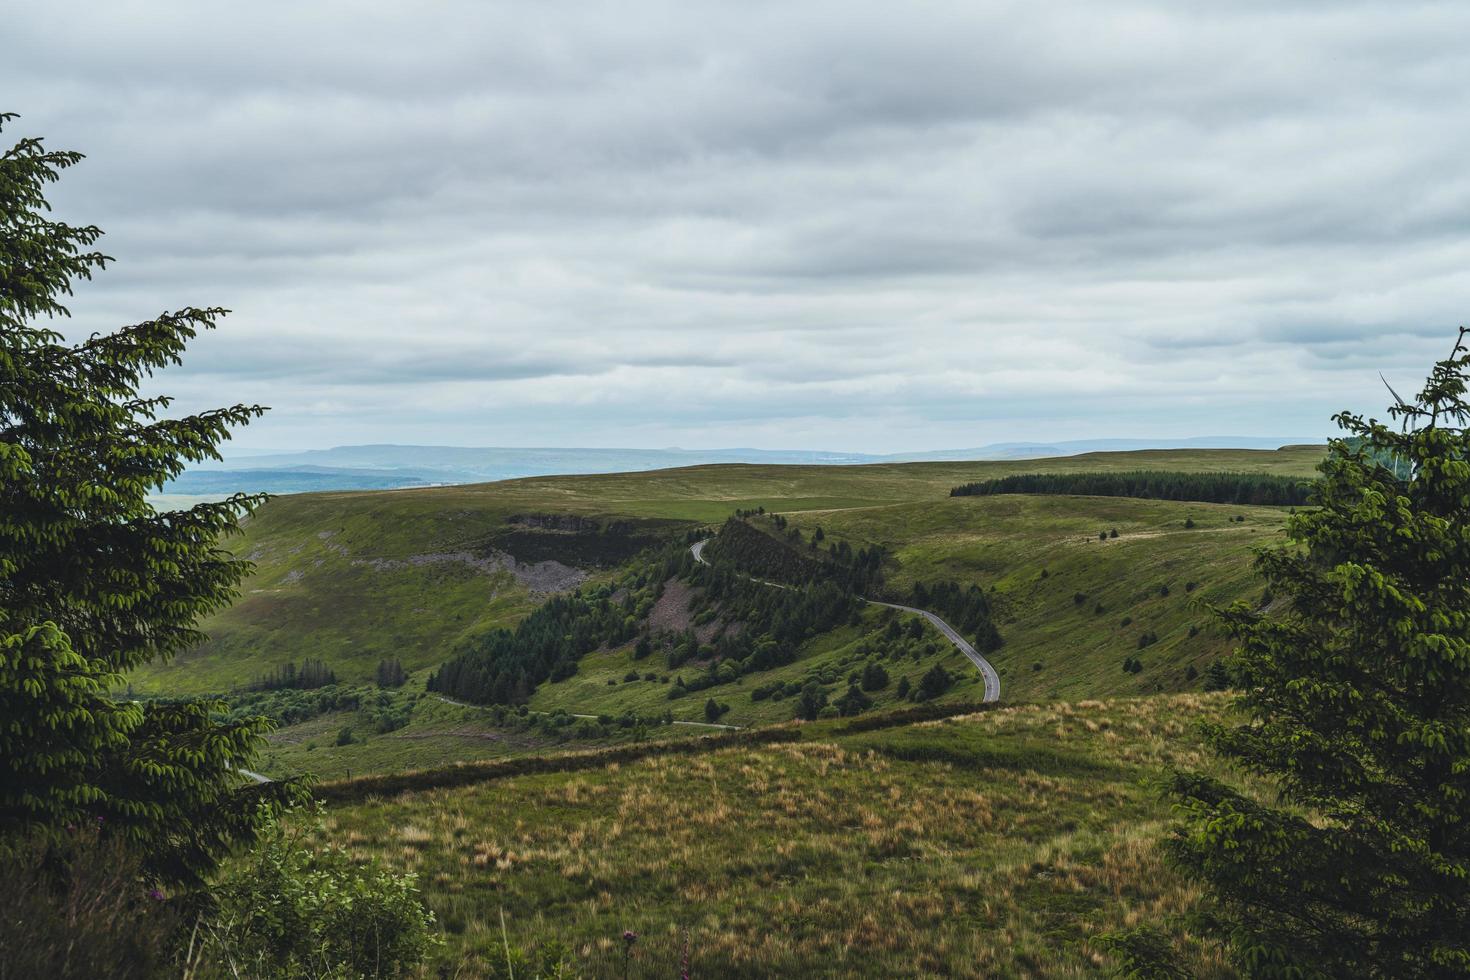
left=0, top=115, right=288, bottom=884
left=1166, top=333, right=1470, bottom=976
left=795, top=681, right=827, bottom=721
left=860, top=661, right=889, bottom=691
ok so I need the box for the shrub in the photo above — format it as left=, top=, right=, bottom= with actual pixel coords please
left=334, top=726, right=355, bottom=747
left=200, top=808, right=439, bottom=978
left=1074, top=592, right=1088, bottom=605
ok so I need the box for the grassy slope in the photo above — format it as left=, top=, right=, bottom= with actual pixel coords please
left=143, top=446, right=1317, bottom=697
left=318, top=694, right=1239, bottom=978
left=786, top=494, right=1286, bottom=702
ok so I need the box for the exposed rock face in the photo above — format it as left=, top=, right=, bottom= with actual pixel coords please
left=351, top=550, right=587, bottom=594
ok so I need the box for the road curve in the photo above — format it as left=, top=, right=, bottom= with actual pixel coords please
left=689, top=539, right=1000, bottom=703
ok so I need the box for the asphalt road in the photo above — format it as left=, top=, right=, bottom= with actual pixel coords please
left=690, top=539, right=1001, bottom=703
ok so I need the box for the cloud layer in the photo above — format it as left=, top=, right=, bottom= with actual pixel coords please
left=10, top=1, right=1470, bottom=451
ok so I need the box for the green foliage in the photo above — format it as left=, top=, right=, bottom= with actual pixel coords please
left=1095, top=926, right=1191, bottom=979
left=860, top=661, right=889, bottom=691
left=909, top=579, right=1003, bottom=653
left=0, top=115, right=287, bottom=884
left=199, top=807, right=439, bottom=979
left=795, top=680, right=828, bottom=720
left=704, top=515, right=886, bottom=593
left=428, top=582, right=638, bottom=704
left=916, top=664, right=955, bottom=701
left=952, top=470, right=1313, bottom=505
left=1168, top=332, right=1470, bottom=977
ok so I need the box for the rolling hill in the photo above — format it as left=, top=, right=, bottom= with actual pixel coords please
left=141, top=445, right=1319, bottom=709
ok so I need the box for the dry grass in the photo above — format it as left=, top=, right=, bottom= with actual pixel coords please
left=318, top=693, right=1240, bottom=977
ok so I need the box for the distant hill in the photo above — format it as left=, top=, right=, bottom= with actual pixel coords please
left=175, top=437, right=1323, bottom=497
left=166, top=466, right=436, bottom=495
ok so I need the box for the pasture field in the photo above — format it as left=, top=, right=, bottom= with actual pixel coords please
left=313, top=693, right=1240, bottom=978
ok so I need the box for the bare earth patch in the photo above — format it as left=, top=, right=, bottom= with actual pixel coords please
left=646, top=577, right=732, bottom=643
left=351, top=550, right=586, bottom=594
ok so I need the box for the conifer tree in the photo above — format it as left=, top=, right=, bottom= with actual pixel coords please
left=0, top=115, right=287, bottom=884
left=1167, top=331, right=1470, bottom=976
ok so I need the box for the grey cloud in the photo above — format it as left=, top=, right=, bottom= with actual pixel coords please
left=7, top=1, right=1470, bottom=452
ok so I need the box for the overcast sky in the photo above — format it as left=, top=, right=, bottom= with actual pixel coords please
left=10, top=1, right=1470, bottom=452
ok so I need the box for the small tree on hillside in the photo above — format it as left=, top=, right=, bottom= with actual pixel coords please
left=0, top=115, right=288, bottom=885
left=1165, top=332, right=1470, bottom=976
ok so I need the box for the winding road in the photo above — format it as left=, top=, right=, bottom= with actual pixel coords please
left=690, top=539, right=1000, bottom=702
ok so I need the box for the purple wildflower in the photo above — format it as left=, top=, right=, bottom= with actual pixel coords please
left=148, top=888, right=165, bottom=901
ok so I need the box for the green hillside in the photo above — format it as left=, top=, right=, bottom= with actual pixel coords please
left=142, top=445, right=1318, bottom=697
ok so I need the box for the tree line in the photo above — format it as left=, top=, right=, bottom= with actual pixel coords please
left=908, top=580, right=1004, bottom=653
left=950, top=470, right=1314, bottom=506
left=703, top=516, right=886, bottom=594
left=427, top=586, right=640, bottom=705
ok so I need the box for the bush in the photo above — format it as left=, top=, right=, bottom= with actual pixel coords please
left=200, top=808, right=439, bottom=979
left=334, top=726, right=355, bottom=747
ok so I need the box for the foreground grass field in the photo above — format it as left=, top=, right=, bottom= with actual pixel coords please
left=143, top=446, right=1318, bottom=697
left=315, top=693, right=1238, bottom=977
